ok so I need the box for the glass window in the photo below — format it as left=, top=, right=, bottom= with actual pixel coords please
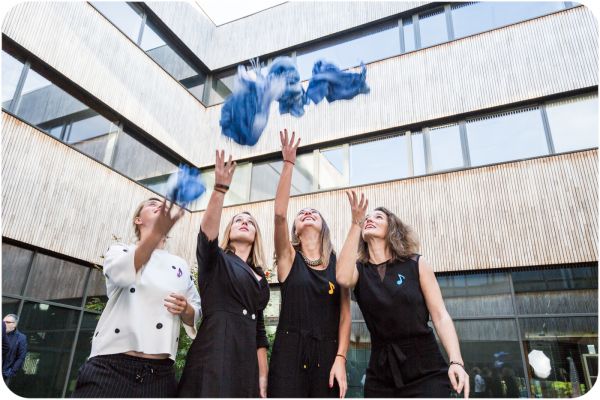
left=209, top=69, right=236, bottom=105
left=250, top=152, right=315, bottom=202
left=296, top=20, right=401, bottom=81
left=64, top=312, right=100, bottom=397
left=347, top=320, right=372, bottom=397
left=7, top=302, right=80, bottom=397
left=2, top=243, right=33, bottom=296
left=189, top=163, right=252, bottom=210
left=24, top=253, right=89, bottom=306
left=438, top=272, right=514, bottom=317
left=65, top=114, right=119, bottom=163
left=91, top=2, right=144, bottom=43
left=428, top=124, right=464, bottom=172
left=411, top=131, right=426, bottom=175
left=546, top=94, right=598, bottom=153
left=519, top=317, right=598, bottom=397
left=466, top=107, right=549, bottom=166
left=402, top=17, right=416, bottom=52
left=318, top=146, right=347, bottom=189
left=512, top=266, right=598, bottom=315
left=84, top=268, right=108, bottom=311
left=141, top=20, right=206, bottom=101
left=111, top=129, right=178, bottom=181
left=452, top=2, right=566, bottom=39
left=189, top=169, right=215, bottom=211
left=451, top=319, right=528, bottom=398
left=418, top=8, right=448, bottom=48
left=2, top=50, right=24, bottom=108
left=349, top=134, right=410, bottom=186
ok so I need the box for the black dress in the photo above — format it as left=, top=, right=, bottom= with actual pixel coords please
left=268, top=252, right=341, bottom=398
left=177, top=230, right=270, bottom=397
left=354, top=255, right=451, bottom=398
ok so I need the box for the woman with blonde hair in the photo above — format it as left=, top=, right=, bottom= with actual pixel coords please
left=268, top=130, right=351, bottom=398
left=177, top=150, right=270, bottom=397
left=72, top=197, right=201, bottom=397
left=336, top=193, right=469, bottom=398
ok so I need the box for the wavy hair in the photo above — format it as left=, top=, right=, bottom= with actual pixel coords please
left=220, top=212, right=267, bottom=273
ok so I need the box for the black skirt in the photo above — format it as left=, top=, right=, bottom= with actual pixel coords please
left=71, top=353, right=176, bottom=398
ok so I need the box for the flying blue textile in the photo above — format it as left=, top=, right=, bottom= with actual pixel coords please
left=220, top=58, right=369, bottom=146
left=165, top=164, right=206, bottom=207
left=306, top=60, right=370, bottom=104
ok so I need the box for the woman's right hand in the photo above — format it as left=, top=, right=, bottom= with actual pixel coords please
left=280, top=129, right=300, bottom=164
left=346, top=190, right=368, bottom=227
left=214, top=149, right=236, bottom=187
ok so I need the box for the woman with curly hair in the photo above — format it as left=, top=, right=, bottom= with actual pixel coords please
left=336, top=192, right=469, bottom=398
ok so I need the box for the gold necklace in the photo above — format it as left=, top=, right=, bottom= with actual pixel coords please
left=299, top=251, right=323, bottom=267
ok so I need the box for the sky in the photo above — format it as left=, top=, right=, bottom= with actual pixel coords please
left=194, top=0, right=287, bottom=25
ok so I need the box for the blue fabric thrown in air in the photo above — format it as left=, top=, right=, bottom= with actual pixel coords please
left=306, top=61, right=370, bottom=104
left=220, top=57, right=369, bottom=146
left=165, top=164, right=206, bottom=207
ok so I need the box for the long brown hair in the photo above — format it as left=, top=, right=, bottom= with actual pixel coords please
left=220, top=212, right=267, bottom=272
left=132, top=197, right=162, bottom=240
left=290, top=209, right=335, bottom=267
left=358, top=207, right=419, bottom=263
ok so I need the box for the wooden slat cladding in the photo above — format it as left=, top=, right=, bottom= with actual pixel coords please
left=2, top=4, right=597, bottom=170
left=2, top=112, right=597, bottom=274
left=0, top=112, right=194, bottom=266
left=188, top=151, right=598, bottom=275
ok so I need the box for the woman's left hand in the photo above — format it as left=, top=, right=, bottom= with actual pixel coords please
left=449, top=363, right=470, bottom=398
left=259, top=375, right=267, bottom=398
left=329, top=356, right=347, bottom=398
left=164, top=293, right=188, bottom=315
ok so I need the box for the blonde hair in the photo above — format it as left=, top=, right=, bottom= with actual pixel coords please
left=358, top=207, right=419, bottom=263
left=132, top=197, right=162, bottom=240
left=220, top=212, right=267, bottom=272
left=290, top=209, right=335, bottom=267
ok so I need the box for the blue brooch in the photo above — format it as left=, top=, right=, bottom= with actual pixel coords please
left=396, top=274, right=405, bottom=286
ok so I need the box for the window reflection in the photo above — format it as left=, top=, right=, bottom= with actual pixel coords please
left=91, top=2, right=144, bottom=43
left=428, top=123, right=464, bottom=172
left=349, top=134, right=410, bottom=186
left=250, top=153, right=314, bottom=202
left=418, top=8, right=448, bottom=48
left=2, top=50, right=24, bottom=107
left=546, top=95, right=598, bottom=153
left=318, top=146, right=347, bottom=189
left=209, top=69, right=236, bottom=104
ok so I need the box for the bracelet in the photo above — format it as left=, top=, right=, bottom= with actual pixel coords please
left=215, top=183, right=229, bottom=191
left=449, top=361, right=465, bottom=370
left=336, top=354, right=347, bottom=362
left=352, top=219, right=362, bottom=226
left=214, top=187, right=227, bottom=194
left=283, top=159, right=295, bottom=166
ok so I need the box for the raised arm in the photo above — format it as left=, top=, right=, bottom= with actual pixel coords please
left=202, top=150, right=236, bottom=240
left=419, top=257, right=470, bottom=399
left=274, top=129, right=300, bottom=283
left=336, top=191, right=367, bottom=288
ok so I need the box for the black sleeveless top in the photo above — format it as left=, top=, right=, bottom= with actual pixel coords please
left=354, top=255, right=432, bottom=343
left=277, top=251, right=340, bottom=340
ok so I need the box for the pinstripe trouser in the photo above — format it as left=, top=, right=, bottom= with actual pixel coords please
left=71, top=354, right=177, bottom=398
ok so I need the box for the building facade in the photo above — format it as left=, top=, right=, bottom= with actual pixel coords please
left=1, top=1, right=598, bottom=397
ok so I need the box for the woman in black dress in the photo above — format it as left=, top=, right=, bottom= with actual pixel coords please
left=177, top=150, right=270, bottom=397
left=336, top=192, right=469, bottom=398
left=268, top=130, right=351, bottom=398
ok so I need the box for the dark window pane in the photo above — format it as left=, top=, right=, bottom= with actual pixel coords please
left=2, top=50, right=24, bottom=107
left=64, top=312, right=99, bottom=396
left=296, top=21, right=401, bottom=80
left=428, top=124, right=464, bottom=172
left=451, top=319, right=528, bottom=398
left=84, top=268, right=108, bottom=312
left=402, top=17, right=416, bottom=52
left=348, top=320, right=371, bottom=397
left=250, top=153, right=314, bottom=202
left=439, top=272, right=514, bottom=317
left=466, top=107, right=548, bottom=166
left=111, top=129, right=178, bottom=181
left=419, top=8, right=448, bottom=48
left=91, top=2, right=143, bottom=43
left=141, top=20, right=206, bottom=101
left=7, top=302, right=80, bottom=397
left=546, top=94, right=598, bottom=153
left=209, top=69, right=236, bottom=105
left=66, top=114, right=119, bottom=163
left=318, top=146, right=347, bottom=189
left=519, top=317, right=598, bottom=397
left=452, top=2, right=566, bottom=39
left=411, top=131, right=426, bottom=175
left=24, top=253, right=88, bottom=306
left=2, top=297, right=20, bottom=316
left=349, top=135, right=410, bottom=186
left=2, top=243, right=33, bottom=296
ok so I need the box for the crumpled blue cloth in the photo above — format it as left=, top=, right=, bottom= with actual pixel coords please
left=165, top=164, right=206, bottom=207
left=306, top=61, right=370, bottom=104
left=220, top=58, right=369, bottom=146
